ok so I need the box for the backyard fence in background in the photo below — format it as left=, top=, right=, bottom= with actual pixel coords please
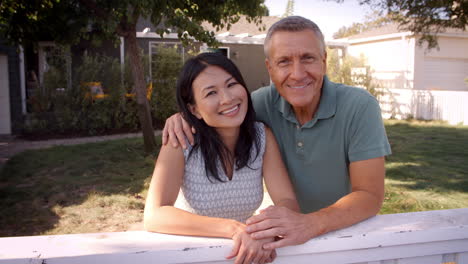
left=378, top=88, right=468, bottom=125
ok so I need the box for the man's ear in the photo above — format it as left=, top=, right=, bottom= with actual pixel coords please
left=265, top=58, right=272, bottom=74
left=188, top=104, right=202, bottom=119
left=322, top=50, right=328, bottom=74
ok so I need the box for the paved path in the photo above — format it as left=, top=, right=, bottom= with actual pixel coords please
left=0, top=131, right=161, bottom=167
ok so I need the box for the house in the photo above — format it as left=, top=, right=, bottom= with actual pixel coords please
left=0, top=39, right=24, bottom=135
left=334, top=24, right=468, bottom=124
left=137, top=16, right=281, bottom=92
left=0, top=16, right=281, bottom=135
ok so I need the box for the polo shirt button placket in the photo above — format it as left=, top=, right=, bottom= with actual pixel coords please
left=295, top=123, right=305, bottom=157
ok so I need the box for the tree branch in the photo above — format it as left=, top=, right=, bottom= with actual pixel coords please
left=78, top=0, right=108, bottom=20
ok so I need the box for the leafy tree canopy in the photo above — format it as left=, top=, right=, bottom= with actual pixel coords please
left=332, top=0, right=467, bottom=49
left=333, top=11, right=393, bottom=39
left=0, top=0, right=268, bottom=47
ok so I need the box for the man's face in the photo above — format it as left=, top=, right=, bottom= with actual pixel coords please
left=265, top=29, right=327, bottom=112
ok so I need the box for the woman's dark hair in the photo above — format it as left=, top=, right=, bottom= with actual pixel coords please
left=176, top=52, right=260, bottom=182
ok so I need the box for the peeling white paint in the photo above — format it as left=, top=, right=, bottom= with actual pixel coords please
left=1, top=208, right=467, bottom=264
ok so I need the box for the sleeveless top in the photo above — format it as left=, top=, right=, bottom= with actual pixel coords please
left=175, top=122, right=266, bottom=223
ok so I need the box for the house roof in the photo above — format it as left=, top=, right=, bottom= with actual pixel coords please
left=346, top=23, right=402, bottom=40
left=137, top=15, right=281, bottom=44
left=343, top=23, right=468, bottom=41
left=202, top=16, right=281, bottom=37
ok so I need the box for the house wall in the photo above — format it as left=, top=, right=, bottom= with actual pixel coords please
left=224, top=43, right=271, bottom=91
left=0, top=40, right=23, bottom=134
left=347, top=36, right=415, bottom=90
left=348, top=33, right=468, bottom=123
left=414, top=36, right=468, bottom=91
left=348, top=34, right=468, bottom=92
left=136, top=39, right=271, bottom=92
left=0, top=54, right=11, bottom=134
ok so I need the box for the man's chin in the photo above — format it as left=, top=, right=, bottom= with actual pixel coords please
left=287, top=96, right=315, bottom=107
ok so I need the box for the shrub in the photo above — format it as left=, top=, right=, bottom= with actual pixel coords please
left=150, top=45, right=182, bottom=122
left=327, top=48, right=381, bottom=98
left=23, top=45, right=184, bottom=136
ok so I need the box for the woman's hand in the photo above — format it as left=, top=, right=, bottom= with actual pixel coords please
left=226, top=228, right=277, bottom=264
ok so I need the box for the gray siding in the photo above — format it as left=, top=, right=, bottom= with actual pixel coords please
left=136, top=39, right=270, bottom=91
left=225, top=43, right=270, bottom=91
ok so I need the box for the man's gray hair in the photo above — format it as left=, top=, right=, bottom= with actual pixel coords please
left=264, top=16, right=326, bottom=58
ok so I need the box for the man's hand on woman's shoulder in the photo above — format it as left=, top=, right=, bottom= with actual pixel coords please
left=162, top=113, right=195, bottom=149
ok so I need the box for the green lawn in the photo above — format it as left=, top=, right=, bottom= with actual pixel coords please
left=0, top=138, right=158, bottom=237
left=381, top=120, right=468, bottom=213
left=0, top=120, right=467, bottom=237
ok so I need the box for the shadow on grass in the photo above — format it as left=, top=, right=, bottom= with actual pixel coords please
left=0, top=137, right=159, bottom=237
left=385, top=121, right=468, bottom=193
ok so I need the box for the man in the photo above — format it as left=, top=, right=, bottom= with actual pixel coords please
left=162, top=16, right=391, bottom=250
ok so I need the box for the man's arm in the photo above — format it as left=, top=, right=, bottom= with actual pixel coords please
left=246, top=156, right=385, bottom=250
left=262, top=126, right=300, bottom=211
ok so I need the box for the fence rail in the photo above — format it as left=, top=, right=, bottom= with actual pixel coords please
left=378, top=88, right=468, bottom=125
left=1, top=208, right=467, bottom=264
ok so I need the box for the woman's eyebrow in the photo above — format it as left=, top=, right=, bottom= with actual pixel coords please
left=224, top=76, right=234, bottom=84
left=201, top=85, right=215, bottom=92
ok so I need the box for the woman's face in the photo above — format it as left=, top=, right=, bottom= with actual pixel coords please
left=189, top=65, right=248, bottom=133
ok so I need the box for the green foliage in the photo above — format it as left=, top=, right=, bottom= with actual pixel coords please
left=23, top=45, right=187, bottom=136
left=333, top=22, right=366, bottom=39
left=27, top=45, right=69, bottom=113
left=326, top=48, right=380, bottom=98
left=23, top=53, right=142, bottom=135
left=333, top=11, right=394, bottom=39
left=1, top=0, right=268, bottom=49
left=43, top=45, right=68, bottom=88
left=355, top=0, right=468, bottom=49
left=150, top=45, right=183, bottom=121
left=154, top=0, right=268, bottom=47
left=0, top=0, right=90, bottom=46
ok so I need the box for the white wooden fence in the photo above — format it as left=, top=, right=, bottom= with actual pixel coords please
left=1, top=208, right=467, bottom=264
left=378, top=88, right=468, bottom=125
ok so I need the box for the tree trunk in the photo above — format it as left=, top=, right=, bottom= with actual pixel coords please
left=125, top=30, right=157, bottom=153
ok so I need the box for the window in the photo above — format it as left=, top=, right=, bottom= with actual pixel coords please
left=200, top=46, right=230, bottom=58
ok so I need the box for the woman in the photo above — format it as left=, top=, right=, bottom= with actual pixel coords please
left=144, top=52, right=299, bottom=264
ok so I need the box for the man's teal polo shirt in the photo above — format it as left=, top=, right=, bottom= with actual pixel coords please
left=251, top=76, right=391, bottom=213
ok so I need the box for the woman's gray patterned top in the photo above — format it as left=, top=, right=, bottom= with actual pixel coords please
left=175, top=122, right=266, bottom=223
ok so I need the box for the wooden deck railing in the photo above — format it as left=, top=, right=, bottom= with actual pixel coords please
left=1, top=208, right=467, bottom=264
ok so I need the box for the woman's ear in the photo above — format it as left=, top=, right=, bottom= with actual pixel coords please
left=188, top=103, right=202, bottom=119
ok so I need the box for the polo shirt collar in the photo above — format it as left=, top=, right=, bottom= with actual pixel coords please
left=275, top=75, right=337, bottom=126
